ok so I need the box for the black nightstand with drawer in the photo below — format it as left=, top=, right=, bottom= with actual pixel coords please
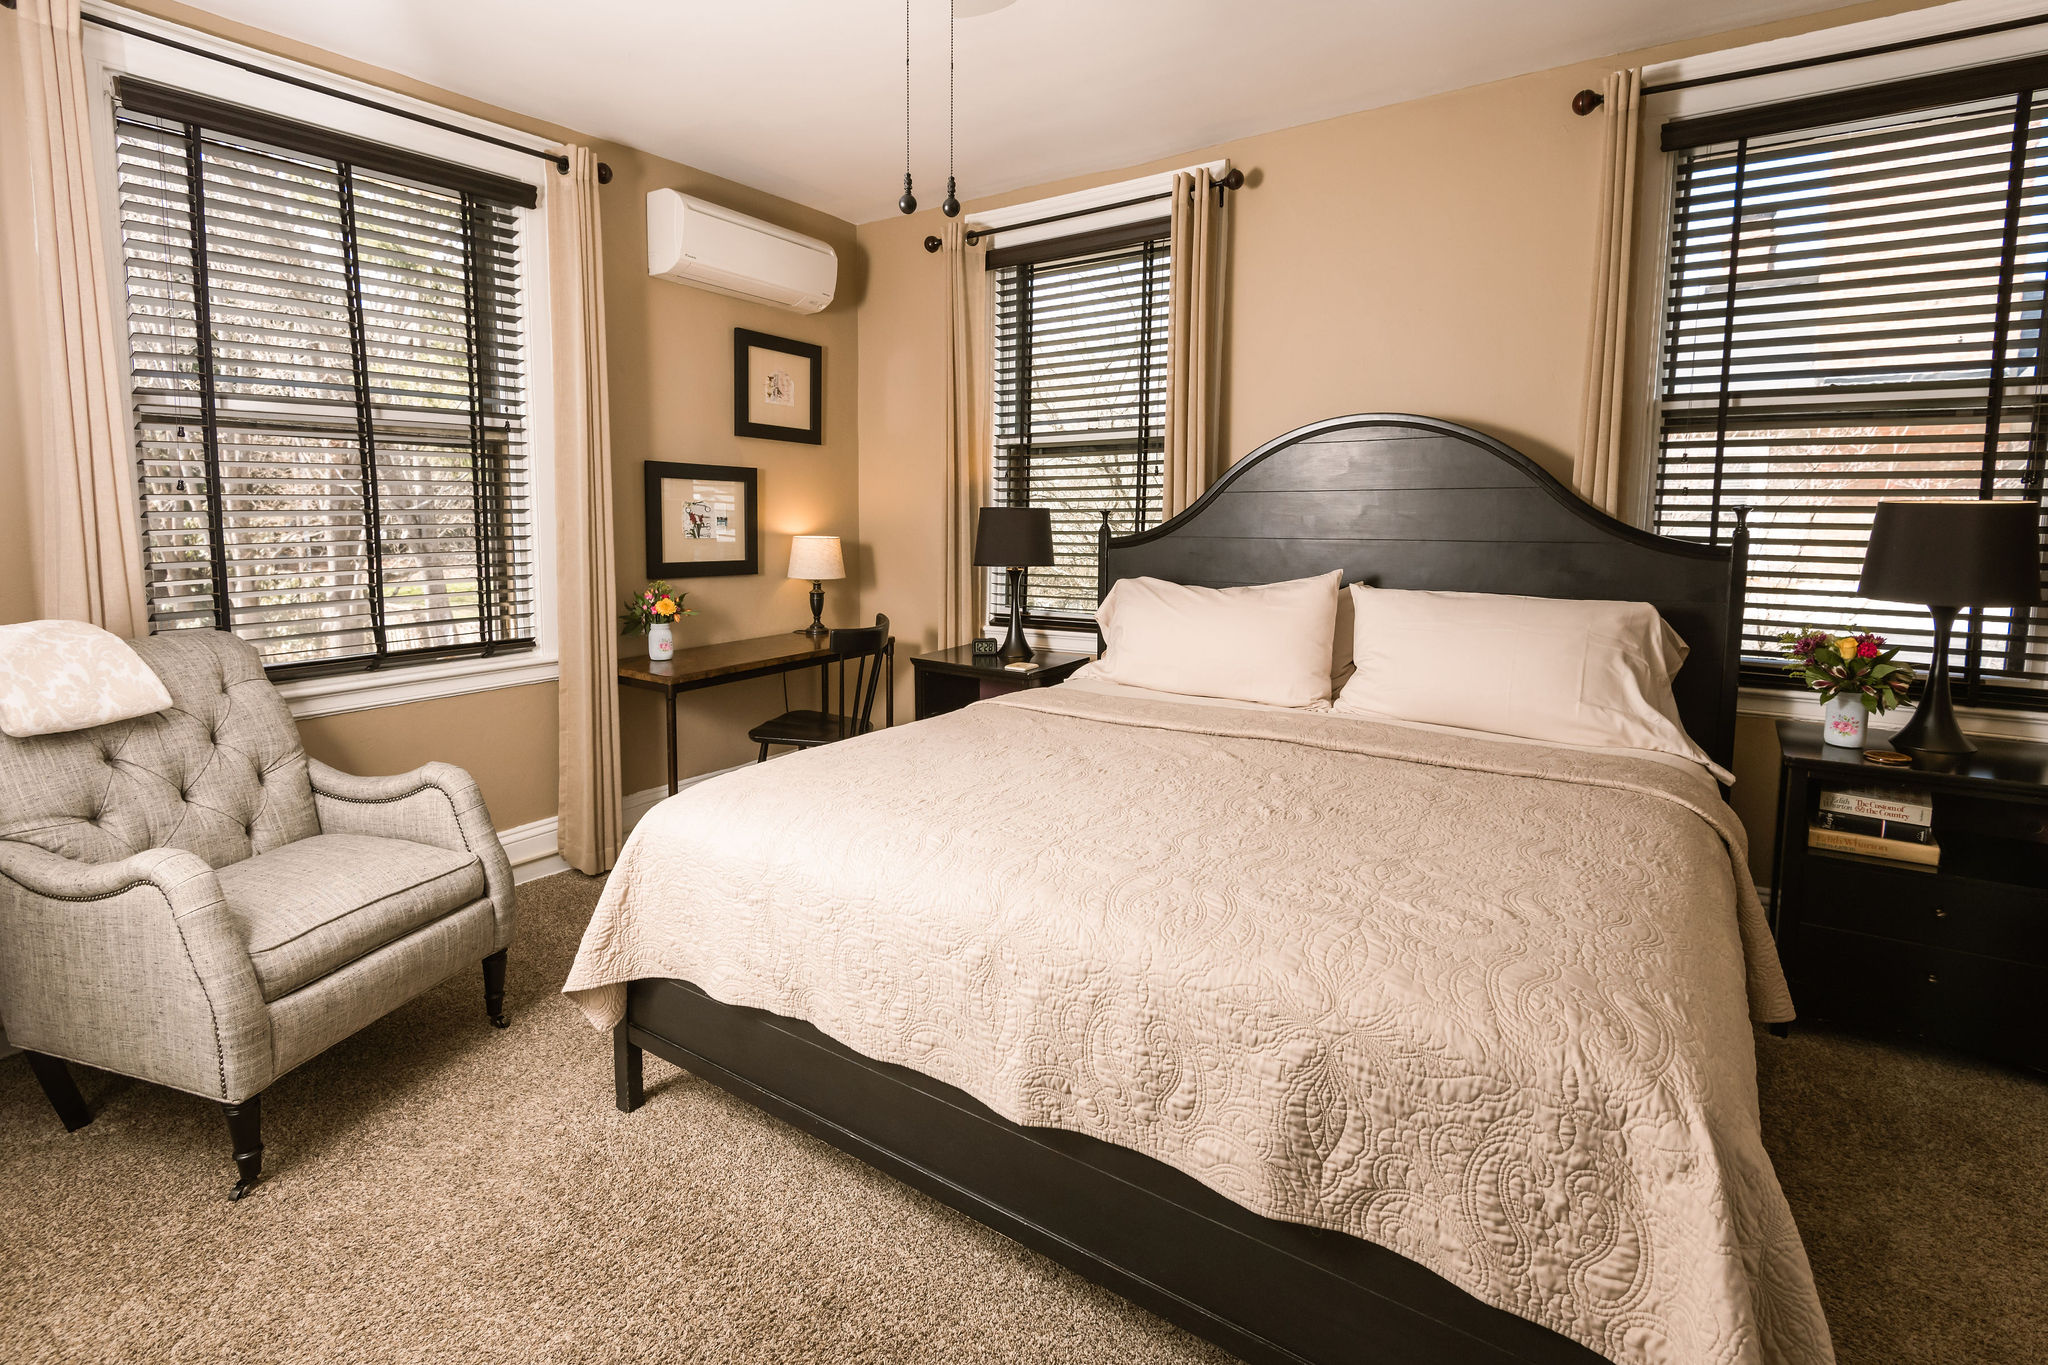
left=1771, top=720, right=2048, bottom=1072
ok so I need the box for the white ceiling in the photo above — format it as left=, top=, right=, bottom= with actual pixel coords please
left=174, top=0, right=1846, bottom=224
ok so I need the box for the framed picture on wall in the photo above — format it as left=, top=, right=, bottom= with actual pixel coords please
left=644, top=461, right=759, bottom=577
left=733, top=328, right=823, bottom=444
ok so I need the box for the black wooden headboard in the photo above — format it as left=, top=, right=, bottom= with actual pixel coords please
left=1096, top=414, right=1747, bottom=771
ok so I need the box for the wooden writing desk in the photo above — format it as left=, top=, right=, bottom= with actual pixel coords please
left=619, top=633, right=891, bottom=794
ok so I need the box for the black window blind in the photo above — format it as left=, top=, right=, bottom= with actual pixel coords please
left=1656, top=79, right=2048, bottom=708
left=991, top=231, right=1170, bottom=627
left=114, top=84, right=534, bottom=678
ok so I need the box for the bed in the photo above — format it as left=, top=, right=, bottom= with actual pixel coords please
left=565, top=415, right=1830, bottom=1365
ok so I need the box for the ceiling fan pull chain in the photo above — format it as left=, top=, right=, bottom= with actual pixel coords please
left=942, top=0, right=960, bottom=217
left=898, top=0, right=917, bottom=214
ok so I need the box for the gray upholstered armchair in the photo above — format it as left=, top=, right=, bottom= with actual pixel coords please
left=0, top=631, right=516, bottom=1198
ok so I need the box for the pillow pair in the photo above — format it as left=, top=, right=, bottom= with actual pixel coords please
left=1089, top=573, right=1716, bottom=771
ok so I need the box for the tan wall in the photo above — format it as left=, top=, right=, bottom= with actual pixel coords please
left=855, top=0, right=1940, bottom=877
left=0, top=1, right=864, bottom=831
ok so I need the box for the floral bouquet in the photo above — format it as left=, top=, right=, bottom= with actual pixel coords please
left=620, top=581, right=696, bottom=634
left=1776, top=628, right=1915, bottom=712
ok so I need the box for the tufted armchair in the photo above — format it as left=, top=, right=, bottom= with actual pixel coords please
left=0, top=631, right=516, bottom=1199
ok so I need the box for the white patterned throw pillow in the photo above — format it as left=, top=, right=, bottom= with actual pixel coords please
left=0, top=620, right=174, bottom=738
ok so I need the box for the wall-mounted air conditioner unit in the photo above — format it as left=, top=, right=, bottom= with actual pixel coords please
left=646, top=189, right=836, bottom=314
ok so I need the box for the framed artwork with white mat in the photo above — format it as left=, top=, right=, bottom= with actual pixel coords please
left=733, top=328, right=823, bottom=444
left=644, top=461, right=759, bottom=577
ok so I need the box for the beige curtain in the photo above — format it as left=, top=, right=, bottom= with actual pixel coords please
left=1574, top=69, right=1643, bottom=521
left=17, top=0, right=150, bottom=636
left=1163, top=167, right=1221, bottom=517
left=549, top=146, right=622, bottom=874
left=940, top=220, right=991, bottom=650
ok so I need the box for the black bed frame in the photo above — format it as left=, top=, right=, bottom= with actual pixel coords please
left=614, top=416, right=1748, bottom=1365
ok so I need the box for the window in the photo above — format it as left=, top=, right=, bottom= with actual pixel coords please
left=990, top=226, right=1171, bottom=627
left=1653, top=66, right=2048, bottom=708
left=113, top=78, right=536, bottom=679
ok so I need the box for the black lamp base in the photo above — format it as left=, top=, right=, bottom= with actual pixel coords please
left=795, top=581, right=829, bottom=638
left=998, top=567, right=1035, bottom=663
left=1890, top=605, right=1975, bottom=758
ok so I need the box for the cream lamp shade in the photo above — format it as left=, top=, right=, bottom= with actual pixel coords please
left=788, top=535, right=845, bottom=582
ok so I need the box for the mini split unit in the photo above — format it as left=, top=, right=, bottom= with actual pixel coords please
left=646, top=189, right=837, bottom=314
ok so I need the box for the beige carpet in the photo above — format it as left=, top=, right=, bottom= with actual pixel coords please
left=2, top=871, right=2042, bottom=1365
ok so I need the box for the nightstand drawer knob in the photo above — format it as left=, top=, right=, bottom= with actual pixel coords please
left=1934, top=907, right=1948, bottom=918
left=1927, top=973, right=1940, bottom=985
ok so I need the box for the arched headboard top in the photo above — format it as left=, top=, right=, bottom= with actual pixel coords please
left=1097, top=415, right=1747, bottom=771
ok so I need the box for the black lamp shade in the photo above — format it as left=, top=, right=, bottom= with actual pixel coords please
left=1858, top=499, right=2042, bottom=607
left=972, top=506, right=1055, bottom=568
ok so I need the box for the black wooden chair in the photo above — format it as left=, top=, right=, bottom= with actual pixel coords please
left=749, top=614, right=893, bottom=762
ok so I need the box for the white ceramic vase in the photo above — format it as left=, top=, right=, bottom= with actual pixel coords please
left=1822, top=693, right=1867, bottom=748
left=648, top=623, right=674, bottom=660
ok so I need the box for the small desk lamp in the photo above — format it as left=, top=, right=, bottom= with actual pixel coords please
left=972, top=507, right=1055, bottom=663
left=788, top=535, right=845, bottom=638
left=1858, top=498, right=2042, bottom=757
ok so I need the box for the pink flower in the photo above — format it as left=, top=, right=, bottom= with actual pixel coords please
left=1858, top=640, right=1880, bottom=658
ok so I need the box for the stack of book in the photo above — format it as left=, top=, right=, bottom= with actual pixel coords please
left=1809, top=786, right=1939, bottom=868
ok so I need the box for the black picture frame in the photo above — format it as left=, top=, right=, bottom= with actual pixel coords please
left=643, top=461, right=759, bottom=578
left=733, top=328, right=823, bottom=444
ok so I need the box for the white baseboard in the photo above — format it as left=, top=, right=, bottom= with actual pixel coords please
left=503, top=763, right=748, bottom=883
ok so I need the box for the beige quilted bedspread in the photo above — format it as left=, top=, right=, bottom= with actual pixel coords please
left=565, top=688, right=1829, bottom=1365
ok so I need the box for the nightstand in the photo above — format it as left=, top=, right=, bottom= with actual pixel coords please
left=910, top=645, right=1092, bottom=720
left=1770, top=718, right=2048, bottom=1072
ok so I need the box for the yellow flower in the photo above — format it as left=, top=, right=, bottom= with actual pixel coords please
left=655, top=596, right=677, bottom=617
left=1834, top=637, right=1858, bottom=660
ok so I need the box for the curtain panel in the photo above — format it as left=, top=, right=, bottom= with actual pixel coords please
left=940, top=220, right=991, bottom=650
left=1574, top=68, right=1643, bottom=521
left=1163, top=168, right=1221, bottom=517
left=16, top=0, right=150, bottom=636
left=549, top=146, right=622, bottom=874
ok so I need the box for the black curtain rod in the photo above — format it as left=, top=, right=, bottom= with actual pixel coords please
left=1571, top=10, right=2048, bottom=113
left=921, top=168, right=1243, bottom=253
left=6, top=4, right=612, bottom=183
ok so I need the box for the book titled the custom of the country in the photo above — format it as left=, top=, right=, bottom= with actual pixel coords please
left=1817, top=785, right=1934, bottom=826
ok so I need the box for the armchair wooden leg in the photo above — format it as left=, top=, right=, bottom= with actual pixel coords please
left=23, top=1052, right=92, bottom=1132
left=756, top=742, right=770, bottom=764
left=483, top=949, right=509, bottom=1029
left=614, top=1025, right=644, bottom=1114
left=222, top=1094, right=262, bottom=1201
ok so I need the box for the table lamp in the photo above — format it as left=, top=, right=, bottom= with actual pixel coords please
left=972, top=507, right=1055, bottom=663
left=1858, top=498, right=2042, bottom=757
left=788, top=535, right=845, bottom=638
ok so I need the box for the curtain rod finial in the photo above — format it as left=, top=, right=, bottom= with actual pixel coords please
left=1572, top=89, right=1605, bottom=116
left=597, top=162, right=613, bottom=185
left=923, top=235, right=943, bottom=253
left=1216, top=167, right=1245, bottom=191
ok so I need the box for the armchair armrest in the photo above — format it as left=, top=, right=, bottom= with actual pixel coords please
left=308, top=759, right=515, bottom=945
left=0, top=842, right=273, bottom=1102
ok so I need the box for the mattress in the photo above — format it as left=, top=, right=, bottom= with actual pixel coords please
left=564, top=686, right=1828, bottom=1365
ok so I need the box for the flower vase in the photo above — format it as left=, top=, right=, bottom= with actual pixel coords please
left=648, top=623, right=674, bottom=661
left=1822, top=693, right=1867, bottom=749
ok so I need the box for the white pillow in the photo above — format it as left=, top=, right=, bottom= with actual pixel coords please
left=1332, top=586, right=1719, bottom=771
left=0, top=620, right=174, bottom=739
left=1088, top=571, right=1343, bottom=708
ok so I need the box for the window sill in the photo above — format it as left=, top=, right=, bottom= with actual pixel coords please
left=275, top=651, right=559, bottom=720
left=988, top=624, right=1098, bottom=657
left=1737, top=686, right=2048, bottom=743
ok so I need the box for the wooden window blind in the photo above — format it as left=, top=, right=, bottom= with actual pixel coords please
left=990, top=227, right=1170, bottom=627
left=1655, top=74, right=2048, bottom=708
left=113, top=79, right=535, bottom=678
